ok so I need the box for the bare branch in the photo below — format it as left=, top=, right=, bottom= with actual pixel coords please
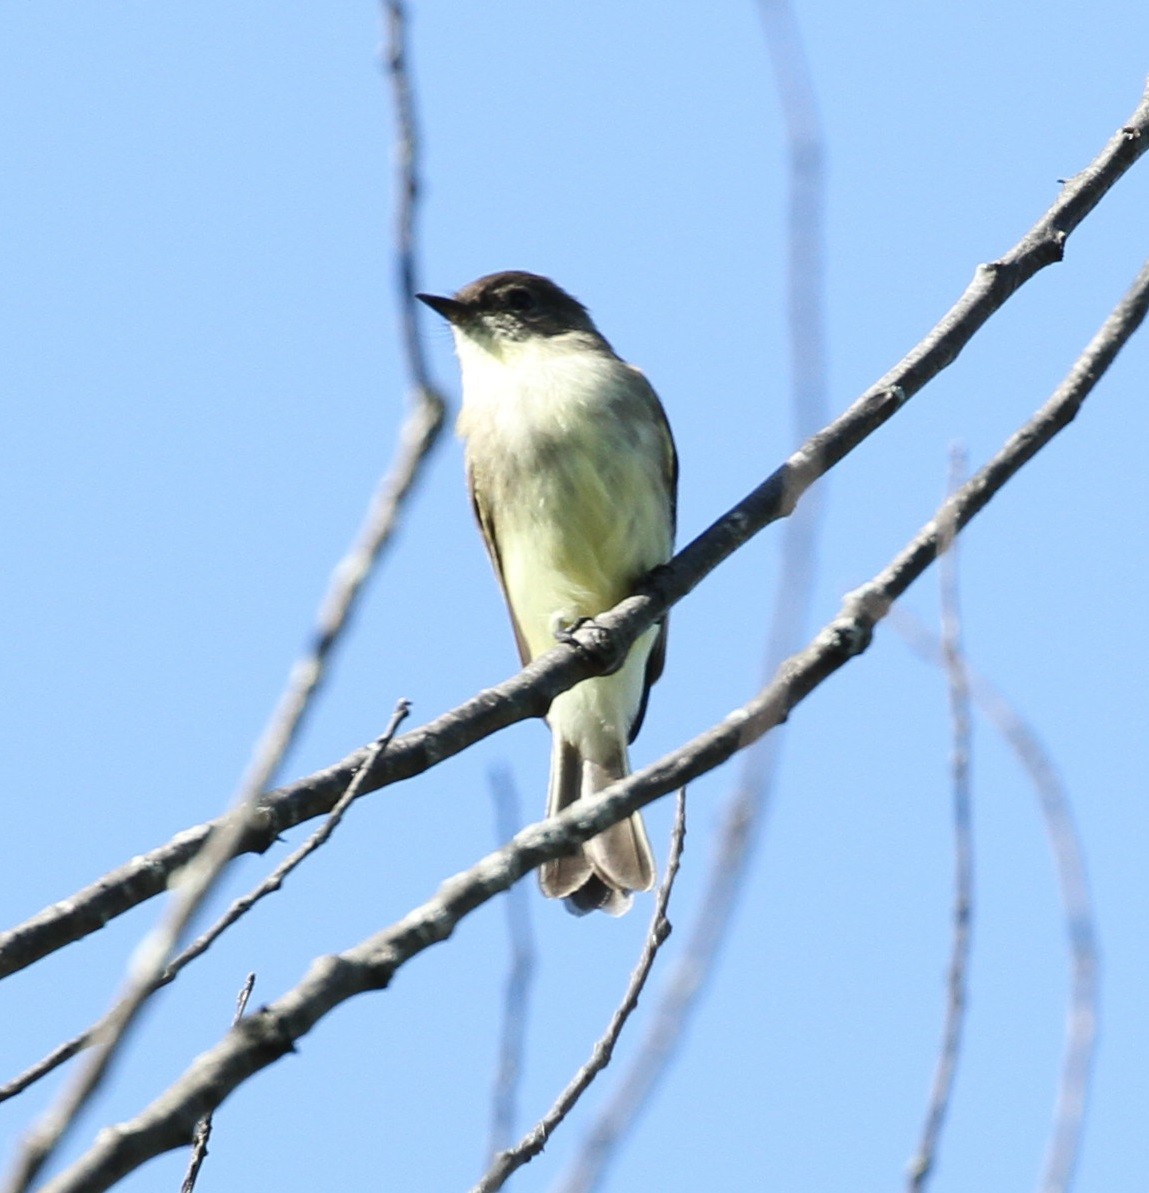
left=179, top=974, right=255, bottom=1193
left=472, top=790, right=687, bottom=1193
left=906, top=450, right=974, bottom=1191
left=484, top=768, right=538, bottom=1162
left=890, top=609, right=1099, bottom=1193
left=35, top=258, right=1149, bottom=1193
left=2, top=79, right=1146, bottom=984
left=0, top=1041, right=81, bottom=1109
left=0, top=703, right=412, bottom=1108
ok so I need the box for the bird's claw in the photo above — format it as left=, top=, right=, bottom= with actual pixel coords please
left=552, top=614, right=594, bottom=646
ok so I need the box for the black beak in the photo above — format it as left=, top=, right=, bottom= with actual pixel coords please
left=416, top=292, right=469, bottom=324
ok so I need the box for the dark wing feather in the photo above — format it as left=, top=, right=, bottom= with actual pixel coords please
left=468, top=460, right=532, bottom=667
left=627, top=369, right=678, bottom=744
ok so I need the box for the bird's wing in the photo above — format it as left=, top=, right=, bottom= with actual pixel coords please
left=628, top=367, right=679, bottom=741
left=467, top=459, right=532, bottom=667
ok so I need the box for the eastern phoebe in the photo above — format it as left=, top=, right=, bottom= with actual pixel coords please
left=418, top=272, right=677, bottom=915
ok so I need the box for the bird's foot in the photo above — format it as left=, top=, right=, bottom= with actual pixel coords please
left=550, top=612, right=593, bottom=646
left=550, top=612, right=625, bottom=675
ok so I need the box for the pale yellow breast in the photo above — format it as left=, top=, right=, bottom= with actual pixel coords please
left=457, top=334, right=671, bottom=661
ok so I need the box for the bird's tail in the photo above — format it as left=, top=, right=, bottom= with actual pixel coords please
left=539, top=737, right=656, bottom=916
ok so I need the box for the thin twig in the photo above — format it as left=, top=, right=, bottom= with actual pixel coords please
left=906, top=449, right=974, bottom=1190
left=889, top=608, right=1099, bottom=1193
left=0, top=702, right=409, bottom=1104
left=179, top=973, right=256, bottom=1193
left=384, top=0, right=438, bottom=401
left=35, top=259, right=1149, bottom=1193
left=485, top=768, right=538, bottom=1162
left=3, top=79, right=1147, bottom=986
left=472, top=790, right=688, bottom=1193
left=558, top=4, right=829, bottom=1182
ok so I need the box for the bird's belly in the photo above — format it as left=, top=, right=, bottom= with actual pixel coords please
left=494, top=428, right=668, bottom=660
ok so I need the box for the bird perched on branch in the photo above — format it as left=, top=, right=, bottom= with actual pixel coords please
left=419, top=271, right=677, bottom=915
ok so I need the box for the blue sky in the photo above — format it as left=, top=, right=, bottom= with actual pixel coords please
left=2, top=4, right=1148, bottom=1191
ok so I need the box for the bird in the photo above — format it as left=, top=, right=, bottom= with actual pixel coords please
left=418, top=271, right=677, bottom=915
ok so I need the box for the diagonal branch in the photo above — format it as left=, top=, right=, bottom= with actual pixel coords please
left=2, top=78, right=1146, bottom=984
left=35, top=256, right=1149, bottom=1193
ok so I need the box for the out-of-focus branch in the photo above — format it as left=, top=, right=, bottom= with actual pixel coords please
left=906, top=450, right=974, bottom=1191
left=0, top=703, right=410, bottom=1106
left=890, top=608, right=1099, bottom=1193
left=3, top=79, right=1146, bottom=984
left=473, top=790, right=687, bottom=1193
left=36, top=258, right=1149, bottom=1193
left=484, top=768, right=537, bottom=1162
left=179, top=973, right=255, bottom=1193
left=557, top=5, right=830, bottom=1181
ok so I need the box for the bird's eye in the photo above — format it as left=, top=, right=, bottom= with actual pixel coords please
left=504, top=286, right=538, bottom=312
